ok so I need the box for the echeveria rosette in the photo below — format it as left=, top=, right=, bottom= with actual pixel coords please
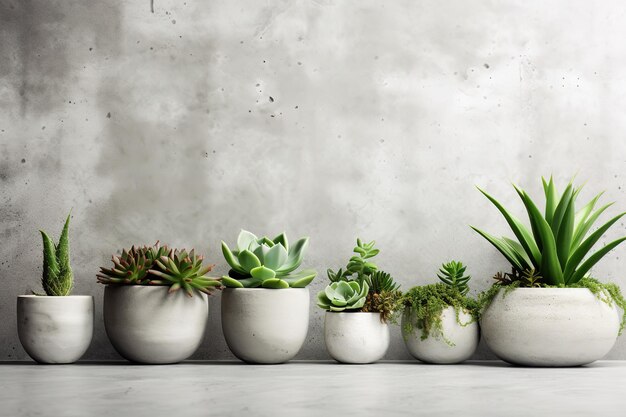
left=317, top=281, right=369, bottom=311
left=221, top=230, right=317, bottom=288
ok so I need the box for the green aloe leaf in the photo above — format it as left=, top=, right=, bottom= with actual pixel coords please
left=563, top=212, right=626, bottom=282
left=502, top=237, right=533, bottom=269
left=543, top=176, right=558, bottom=224
left=550, top=183, right=573, bottom=234
left=221, top=242, right=247, bottom=275
left=477, top=187, right=541, bottom=268
left=264, top=243, right=288, bottom=271
left=568, top=237, right=626, bottom=284
left=571, top=202, right=614, bottom=250
left=470, top=227, right=524, bottom=271
left=556, top=190, right=575, bottom=269
left=238, top=249, right=262, bottom=272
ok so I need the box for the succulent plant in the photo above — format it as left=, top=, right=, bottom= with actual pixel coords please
left=39, top=212, right=73, bottom=296
left=437, top=261, right=470, bottom=296
left=97, top=242, right=221, bottom=296
left=317, top=281, right=369, bottom=311
left=327, top=238, right=379, bottom=283
left=220, top=230, right=317, bottom=288
left=472, top=177, right=626, bottom=286
left=364, top=270, right=400, bottom=293
left=149, top=249, right=222, bottom=296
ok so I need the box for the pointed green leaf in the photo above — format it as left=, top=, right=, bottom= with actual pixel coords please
left=273, top=233, right=288, bottom=252
left=470, top=227, right=524, bottom=271
left=571, top=202, right=614, bottom=250
left=238, top=249, right=262, bottom=272
left=276, top=237, right=309, bottom=274
left=556, top=191, right=575, bottom=269
left=543, top=176, right=557, bottom=225
left=551, top=183, right=573, bottom=234
left=221, top=242, right=247, bottom=274
left=568, top=237, right=626, bottom=284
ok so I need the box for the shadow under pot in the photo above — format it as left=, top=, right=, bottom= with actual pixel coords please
left=402, top=306, right=479, bottom=364
left=17, top=295, right=94, bottom=364
left=480, top=288, right=620, bottom=367
left=103, top=286, right=208, bottom=364
left=324, top=312, right=389, bottom=364
left=221, top=288, right=310, bottom=364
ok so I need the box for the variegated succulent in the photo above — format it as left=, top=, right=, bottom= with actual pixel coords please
left=221, top=230, right=317, bottom=288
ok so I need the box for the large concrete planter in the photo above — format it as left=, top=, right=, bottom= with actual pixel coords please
left=481, top=288, right=620, bottom=366
left=402, top=306, right=479, bottom=364
left=17, top=295, right=94, bottom=364
left=221, top=288, right=309, bottom=364
left=324, top=312, right=389, bottom=364
left=104, top=286, right=208, bottom=364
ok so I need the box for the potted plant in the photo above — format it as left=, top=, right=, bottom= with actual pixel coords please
left=473, top=177, right=626, bottom=366
left=220, top=230, right=317, bottom=364
left=317, top=239, right=402, bottom=364
left=17, top=213, right=94, bottom=364
left=97, top=242, right=221, bottom=364
left=400, top=261, right=479, bottom=364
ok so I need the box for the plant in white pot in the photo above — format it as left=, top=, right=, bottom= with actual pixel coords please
left=400, top=261, right=479, bottom=364
left=17, top=213, right=94, bottom=364
left=317, top=239, right=401, bottom=364
left=97, top=243, right=222, bottom=364
left=220, top=230, right=317, bottom=364
left=473, top=176, right=626, bottom=366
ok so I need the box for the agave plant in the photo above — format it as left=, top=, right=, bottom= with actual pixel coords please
left=437, top=261, right=470, bottom=296
left=40, top=212, right=73, bottom=296
left=317, top=281, right=369, bottom=311
left=221, top=230, right=317, bottom=288
left=472, top=177, right=626, bottom=286
left=97, top=242, right=221, bottom=296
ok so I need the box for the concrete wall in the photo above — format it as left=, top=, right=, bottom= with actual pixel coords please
left=1, top=0, right=626, bottom=361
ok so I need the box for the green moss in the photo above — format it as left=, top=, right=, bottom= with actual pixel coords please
left=400, top=283, right=478, bottom=345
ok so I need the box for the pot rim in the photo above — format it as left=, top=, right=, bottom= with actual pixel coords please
left=222, top=287, right=309, bottom=291
left=324, top=311, right=380, bottom=315
left=495, top=287, right=598, bottom=292
left=18, top=294, right=93, bottom=298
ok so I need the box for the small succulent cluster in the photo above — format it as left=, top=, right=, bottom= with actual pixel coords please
left=437, top=261, right=470, bottom=295
left=39, top=213, right=73, bottom=296
left=318, top=239, right=401, bottom=322
left=221, top=230, right=317, bottom=288
left=97, top=242, right=221, bottom=296
left=492, top=268, right=543, bottom=288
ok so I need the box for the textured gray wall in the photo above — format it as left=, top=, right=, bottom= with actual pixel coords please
left=1, top=0, right=626, bottom=361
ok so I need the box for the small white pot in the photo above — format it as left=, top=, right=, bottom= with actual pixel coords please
left=481, top=288, right=620, bottom=366
left=104, top=285, right=208, bottom=364
left=221, top=288, right=309, bottom=364
left=324, top=312, right=389, bottom=364
left=17, top=295, right=94, bottom=364
left=402, top=306, right=479, bottom=364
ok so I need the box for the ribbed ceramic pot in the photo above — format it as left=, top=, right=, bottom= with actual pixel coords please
left=221, top=288, right=310, bottom=364
left=104, top=286, right=208, bottom=364
left=402, top=306, right=479, bottom=364
left=481, top=288, right=620, bottom=366
left=17, top=295, right=94, bottom=364
left=324, top=312, right=389, bottom=364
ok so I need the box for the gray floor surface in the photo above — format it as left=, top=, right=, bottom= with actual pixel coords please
left=0, top=361, right=623, bottom=417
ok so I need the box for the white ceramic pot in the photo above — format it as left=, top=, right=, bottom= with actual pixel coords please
left=104, top=285, right=208, bottom=364
left=481, top=288, right=620, bottom=366
left=17, top=295, right=94, bottom=364
left=221, top=288, right=309, bottom=364
left=324, top=312, right=389, bottom=364
left=402, top=306, right=479, bottom=364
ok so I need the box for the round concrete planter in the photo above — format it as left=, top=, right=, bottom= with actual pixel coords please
left=324, top=312, right=389, bottom=364
left=481, top=288, right=620, bottom=367
left=402, top=306, right=479, bottom=364
left=104, top=285, right=208, bottom=364
left=221, top=288, right=310, bottom=364
left=17, top=295, right=94, bottom=364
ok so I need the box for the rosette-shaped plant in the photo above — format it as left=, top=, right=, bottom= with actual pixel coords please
left=221, top=230, right=317, bottom=288
left=317, top=281, right=369, bottom=311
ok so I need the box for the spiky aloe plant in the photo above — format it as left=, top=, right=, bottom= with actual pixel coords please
left=97, top=242, right=221, bottom=296
left=149, top=249, right=222, bottom=296
left=40, top=213, right=73, bottom=296
left=472, top=177, right=626, bottom=286
left=437, top=261, right=470, bottom=296
left=221, top=230, right=317, bottom=288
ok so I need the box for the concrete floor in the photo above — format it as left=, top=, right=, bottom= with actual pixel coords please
left=0, top=361, right=624, bottom=417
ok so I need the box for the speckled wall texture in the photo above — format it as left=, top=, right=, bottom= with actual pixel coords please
left=2, top=0, right=626, bottom=361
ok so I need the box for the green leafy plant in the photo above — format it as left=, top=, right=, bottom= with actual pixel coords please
left=437, top=261, right=470, bottom=295
left=220, top=230, right=316, bottom=288
left=472, top=176, right=626, bottom=286
left=39, top=213, right=73, bottom=296
left=316, top=281, right=369, bottom=311
left=401, top=260, right=478, bottom=343
left=97, top=242, right=221, bottom=296
left=319, top=238, right=401, bottom=322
